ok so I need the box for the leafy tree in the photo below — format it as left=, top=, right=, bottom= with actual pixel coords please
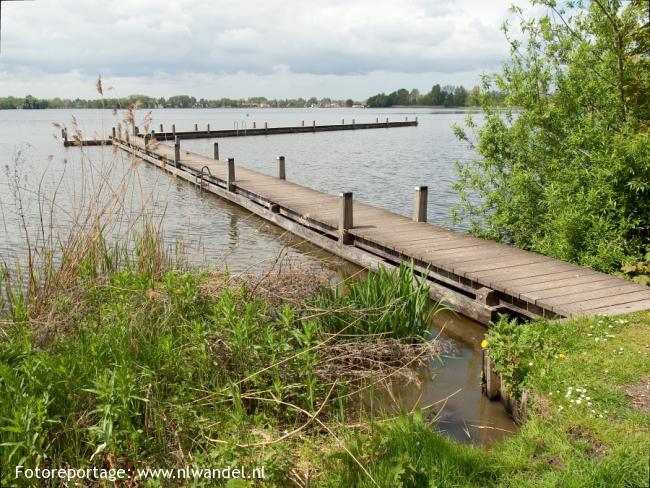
left=453, top=0, right=650, bottom=272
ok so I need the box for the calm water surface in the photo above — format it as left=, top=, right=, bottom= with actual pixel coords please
left=0, top=107, right=514, bottom=445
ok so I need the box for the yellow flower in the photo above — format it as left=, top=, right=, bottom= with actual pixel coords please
left=558, top=353, right=566, bottom=360
left=481, top=339, right=489, bottom=349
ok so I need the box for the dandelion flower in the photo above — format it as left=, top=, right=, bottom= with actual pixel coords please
left=559, top=353, right=566, bottom=360
left=481, top=339, right=489, bottom=349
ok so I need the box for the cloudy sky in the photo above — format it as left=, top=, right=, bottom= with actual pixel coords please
left=0, top=0, right=518, bottom=99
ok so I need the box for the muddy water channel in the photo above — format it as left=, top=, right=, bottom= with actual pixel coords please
left=348, top=304, right=516, bottom=446
left=0, top=107, right=516, bottom=445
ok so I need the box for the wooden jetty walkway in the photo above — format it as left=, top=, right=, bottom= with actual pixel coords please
left=104, top=133, right=650, bottom=325
left=62, top=118, right=417, bottom=146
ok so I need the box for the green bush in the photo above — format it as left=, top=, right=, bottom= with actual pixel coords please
left=453, top=1, right=650, bottom=273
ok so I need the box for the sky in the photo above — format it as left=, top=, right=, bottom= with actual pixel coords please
left=0, top=0, right=519, bottom=100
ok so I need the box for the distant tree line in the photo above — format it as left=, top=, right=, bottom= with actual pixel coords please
left=366, top=84, right=504, bottom=108
left=0, top=95, right=354, bottom=110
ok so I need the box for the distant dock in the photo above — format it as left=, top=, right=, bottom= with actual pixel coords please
left=61, top=118, right=418, bottom=146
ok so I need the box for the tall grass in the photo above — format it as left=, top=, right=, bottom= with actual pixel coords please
left=311, top=263, right=443, bottom=341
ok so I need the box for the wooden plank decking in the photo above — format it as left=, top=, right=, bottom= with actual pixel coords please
left=112, top=135, right=650, bottom=324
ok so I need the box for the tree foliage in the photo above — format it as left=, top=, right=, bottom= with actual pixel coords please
left=366, top=83, right=492, bottom=107
left=453, top=0, right=650, bottom=272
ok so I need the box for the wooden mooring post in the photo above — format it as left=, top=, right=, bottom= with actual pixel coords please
left=111, top=127, right=116, bottom=139
left=207, top=123, right=210, bottom=133
left=413, top=186, right=428, bottom=222
left=194, top=123, right=198, bottom=131
left=338, top=192, right=354, bottom=245
left=277, top=156, right=286, bottom=180
left=172, top=124, right=176, bottom=135
left=174, top=137, right=181, bottom=167
left=227, top=158, right=236, bottom=191
left=213, top=143, right=219, bottom=160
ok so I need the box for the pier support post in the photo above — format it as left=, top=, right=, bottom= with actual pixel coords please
left=174, top=137, right=181, bottom=168
left=227, top=158, right=236, bottom=191
left=483, top=351, right=501, bottom=401
left=413, top=186, right=428, bottom=222
left=213, top=142, right=219, bottom=160
left=277, top=156, right=286, bottom=180
left=476, top=287, right=499, bottom=306
left=338, top=192, right=354, bottom=245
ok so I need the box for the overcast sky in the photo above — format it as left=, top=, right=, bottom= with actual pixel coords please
left=0, top=0, right=518, bottom=99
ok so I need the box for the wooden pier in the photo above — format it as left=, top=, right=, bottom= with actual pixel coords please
left=105, top=134, right=650, bottom=325
left=63, top=119, right=417, bottom=146
left=142, top=118, right=417, bottom=141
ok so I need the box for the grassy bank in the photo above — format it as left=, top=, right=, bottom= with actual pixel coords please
left=328, top=313, right=650, bottom=487
left=2, top=243, right=648, bottom=487
left=0, top=231, right=453, bottom=487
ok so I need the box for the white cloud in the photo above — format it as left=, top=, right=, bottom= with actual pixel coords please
left=0, top=0, right=518, bottom=98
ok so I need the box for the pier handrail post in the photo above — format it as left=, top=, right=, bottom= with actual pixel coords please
left=341, top=118, right=344, bottom=125
left=386, top=117, right=389, bottom=126
left=134, top=126, right=139, bottom=137
left=376, top=117, right=379, bottom=123
left=207, top=123, right=210, bottom=133
left=302, top=120, right=305, bottom=127
left=264, top=122, right=268, bottom=133
left=111, top=127, right=116, bottom=140
left=415, top=116, right=418, bottom=125
left=227, top=158, right=236, bottom=191
left=413, top=186, right=428, bottom=223
left=194, top=123, right=198, bottom=132
left=172, top=124, right=176, bottom=136
left=253, top=122, right=256, bottom=129
left=352, top=118, right=355, bottom=127
left=160, top=123, right=164, bottom=133
left=174, top=137, right=181, bottom=168
left=312, top=120, right=316, bottom=130
left=338, top=192, right=354, bottom=245
left=213, top=142, right=219, bottom=160
left=277, top=156, right=286, bottom=180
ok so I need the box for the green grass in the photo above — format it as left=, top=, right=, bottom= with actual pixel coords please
left=1, top=218, right=648, bottom=487
left=325, top=313, right=650, bottom=487
left=310, top=263, right=439, bottom=341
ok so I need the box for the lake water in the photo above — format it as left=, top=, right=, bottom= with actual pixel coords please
left=0, top=107, right=514, bottom=445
